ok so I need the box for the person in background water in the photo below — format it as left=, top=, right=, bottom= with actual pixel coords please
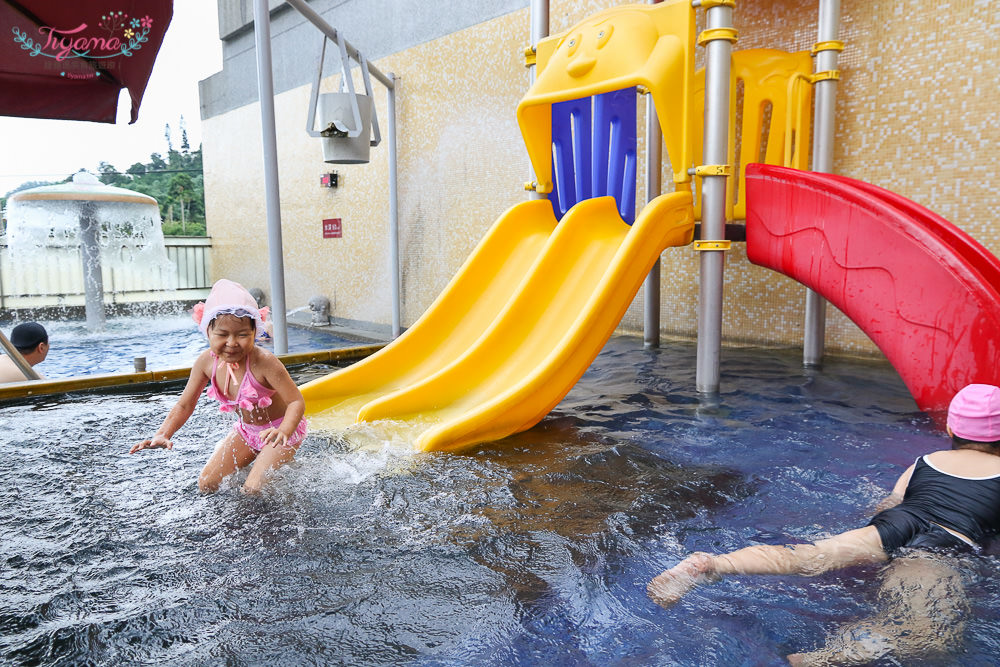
left=248, top=286, right=274, bottom=340
left=0, top=322, right=49, bottom=383
left=130, top=279, right=306, bottom=494
left=648, top=383, right=1000, bottom=665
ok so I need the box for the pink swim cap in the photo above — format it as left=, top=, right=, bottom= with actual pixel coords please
left=194, top=279, right=265, bottom=337
left=947, top=384, right=1000, bottom=442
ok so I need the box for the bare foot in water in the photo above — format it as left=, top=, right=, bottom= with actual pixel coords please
left=647, top=552, right=718, bottom=608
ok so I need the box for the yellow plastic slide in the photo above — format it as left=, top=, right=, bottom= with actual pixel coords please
left=302, top=191, right=694, bottom=452
left=300, top=198, right=559, bottom=423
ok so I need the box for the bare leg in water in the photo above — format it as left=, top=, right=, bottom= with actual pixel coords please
left=647, top=527, right=968, bottom=665
left=647, top=526, right=888, bottom=606
left=787, top=555, right=968, bottom=666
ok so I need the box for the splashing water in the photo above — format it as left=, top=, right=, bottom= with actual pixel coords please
left=2, top=337, right=999, bottom=665
left=5, top=173, right=176, bottom=329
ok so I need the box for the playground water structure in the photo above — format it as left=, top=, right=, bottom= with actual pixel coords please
left=5, top=173, right=176, bottom=331
left=4, top=338, right=1000, bottom=665
left=299, top=1, right=1000, bottom=452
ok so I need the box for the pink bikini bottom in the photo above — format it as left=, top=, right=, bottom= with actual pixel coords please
left=233, top=416, right=307, bottom=452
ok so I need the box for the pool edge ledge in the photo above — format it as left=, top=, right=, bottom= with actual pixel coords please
left=0, top=344, right=384, bottom=402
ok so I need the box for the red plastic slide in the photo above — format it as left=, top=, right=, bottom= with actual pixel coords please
left=744, top=163, right=1000, bottom=413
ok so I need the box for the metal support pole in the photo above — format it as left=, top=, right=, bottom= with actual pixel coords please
left=529, top=0, right=549, bottom=76
left=803, top=0, right=842, bottom=368
left=283, top=0, right=401, bottom=338
left=284, top=0, right=393, bottom=88
left=694, top=3, right=734, bottom=394
left=388, top=75, right=401, bottom=338
left=527, top=0, right=549, bottom=200
left=644, top=93, right=662, bottom=348
left=253, top=0, right=289, bottom=354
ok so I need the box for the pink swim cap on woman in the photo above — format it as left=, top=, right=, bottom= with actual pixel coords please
left=193, top=279, right=266, bottom=337
left=947, top=384, right=1000, bottom=442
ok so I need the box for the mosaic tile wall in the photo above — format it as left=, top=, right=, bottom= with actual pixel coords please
left=204, top=0, right=1000, bottom=357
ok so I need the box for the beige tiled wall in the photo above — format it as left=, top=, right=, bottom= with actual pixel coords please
left=204, top=0, right=1000, bottom=358
left=204, top=10, right=530, bottom=328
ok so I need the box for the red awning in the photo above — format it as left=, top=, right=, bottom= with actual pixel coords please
left=0, top=1, right=172, bottom=124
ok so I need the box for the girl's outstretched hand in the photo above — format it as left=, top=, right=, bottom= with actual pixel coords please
left=130, top=433, right=174, bottom=454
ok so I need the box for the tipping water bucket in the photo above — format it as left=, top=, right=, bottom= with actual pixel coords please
left=318, top=92, right=372, bottom=164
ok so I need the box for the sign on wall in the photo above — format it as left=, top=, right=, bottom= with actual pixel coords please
left=323, top=218, right=342, bottom=238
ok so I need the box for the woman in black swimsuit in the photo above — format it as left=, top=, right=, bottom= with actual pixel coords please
left=647, top=383, right=1000, bottom=665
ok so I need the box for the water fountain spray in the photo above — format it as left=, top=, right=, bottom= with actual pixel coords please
left=6, top=172, right=173, bottom=330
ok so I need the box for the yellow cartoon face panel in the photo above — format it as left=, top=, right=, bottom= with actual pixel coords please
left=519, top=0, right=697, bottom=189
left=549, top=10, right=659, bottom=85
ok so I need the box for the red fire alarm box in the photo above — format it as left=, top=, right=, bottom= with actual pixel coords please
left=323, top=218, right=342, bottom=238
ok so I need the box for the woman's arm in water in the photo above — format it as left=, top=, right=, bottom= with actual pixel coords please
left=873, top=462, right=916, bottom=513
left=130, top=351, right=212, bottom=453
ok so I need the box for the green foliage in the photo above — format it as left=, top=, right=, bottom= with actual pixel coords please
left=106, top=120, right=206, bottom=236
left=161, top=220, right=206, bottom=236
left=5, top=180, right=54, bottom=196
left=98, top=161, right=129, bottom=187
left=111, top=145, right=206, bottom=235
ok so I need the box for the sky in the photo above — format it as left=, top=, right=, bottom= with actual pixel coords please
left=0, top=1, right=223, bottom=197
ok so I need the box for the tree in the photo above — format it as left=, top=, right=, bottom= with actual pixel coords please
left=180, top=115, right=190, bottom=153
left=168, top=172, right=195, bottom=234
left=4, top=180, right=55, bottom=198
left=97, top=161, right=128, bottom=186
left=60, top=168, right=87, bottom=184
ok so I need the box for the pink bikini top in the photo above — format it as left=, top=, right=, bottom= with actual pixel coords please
left=207, top=352, right=275, bottom=412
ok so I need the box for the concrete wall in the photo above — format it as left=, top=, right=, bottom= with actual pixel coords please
left=201, top=0, right=1000, bottom=357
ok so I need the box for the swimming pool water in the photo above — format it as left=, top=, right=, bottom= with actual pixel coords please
left=30, top=316, right=362, bottom=379
left=2, top=336, right=998, bottom=665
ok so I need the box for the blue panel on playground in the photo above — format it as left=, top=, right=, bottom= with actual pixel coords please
left=550, top=88, right=637, bottom=224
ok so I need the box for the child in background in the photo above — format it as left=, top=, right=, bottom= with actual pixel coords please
left=648, top=383, right=1000, bottom=665
left=0, top=322, right=49, bottom=383
left=130, top=279, right=307, bottom=494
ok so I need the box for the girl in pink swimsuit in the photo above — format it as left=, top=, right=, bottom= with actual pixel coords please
left=130, top=279, right=307, bottom=494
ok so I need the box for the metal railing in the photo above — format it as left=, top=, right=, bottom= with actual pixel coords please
left=0, top=236, right=212, bottom=309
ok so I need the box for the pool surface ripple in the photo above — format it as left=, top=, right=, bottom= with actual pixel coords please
left=3, top=336, right=999, bottom=665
